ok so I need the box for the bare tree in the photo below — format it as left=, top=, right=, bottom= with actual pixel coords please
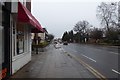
left=73, top=20, right=90, bottom=33
left=73, top=20, right=92, bottom=43
left=96, top=2, right=117, bottom=31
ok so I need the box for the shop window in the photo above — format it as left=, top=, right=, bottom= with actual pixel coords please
left=0, top=26, right=4, bottom=65
left=24, top=27, right=28, bottom=52
left=12, top=20, right=16, bottom=56
left=16, top=24, right=24, bottom=54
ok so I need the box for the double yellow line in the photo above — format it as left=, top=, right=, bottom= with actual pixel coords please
left=64, top=51, right=107, bottom=80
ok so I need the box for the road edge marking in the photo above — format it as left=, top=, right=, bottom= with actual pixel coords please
left=64, top=51, right=107, bottom=80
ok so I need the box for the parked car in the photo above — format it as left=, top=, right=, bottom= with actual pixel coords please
left=63, top=41, right=68, bottom=45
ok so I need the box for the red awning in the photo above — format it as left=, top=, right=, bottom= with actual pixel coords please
left=31, top=28, right=44, bottom=33
left=18, top=2, right=44, bottom=32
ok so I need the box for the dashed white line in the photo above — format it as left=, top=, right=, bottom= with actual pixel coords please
left=74, top=51, right=78, bottom=53
left=82, top=54, right=96, bottom=62
left=112, top=69, right=120, bottom=75
left=109, top=52, right=118, bottom=55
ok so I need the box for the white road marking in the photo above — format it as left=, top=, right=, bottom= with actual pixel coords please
left=74, top=51, right=78, bottom=53
left=109, top=52, right=118, bottom=55
left=112, top=69, right=120, bottom=75
left=82, top=54, right=96, bottom=62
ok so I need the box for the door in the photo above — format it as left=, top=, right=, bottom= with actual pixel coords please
left=0, top=25, right=4, bottom=79
left=0, top=4, right=11, bottom=79
left=0, top=26, right=9, bottom=79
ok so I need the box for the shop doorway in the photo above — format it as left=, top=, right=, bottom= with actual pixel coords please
left=0, top=5, right=11, bottom=79
left=0, top=25, right=8, bottom=79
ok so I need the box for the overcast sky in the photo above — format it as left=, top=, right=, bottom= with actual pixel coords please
left=31, top=0, right=119, bottom=38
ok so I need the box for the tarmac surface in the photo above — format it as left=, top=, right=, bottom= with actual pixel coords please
left=11, top=44, right=95, bottom=78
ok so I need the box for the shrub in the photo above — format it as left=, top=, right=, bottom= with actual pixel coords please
left=38, top=41, right=49, bottom=48
left=32, top=41, right=49, bottom=48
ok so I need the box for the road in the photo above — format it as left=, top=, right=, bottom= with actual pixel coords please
left=61, top=43, right=120, bottom=78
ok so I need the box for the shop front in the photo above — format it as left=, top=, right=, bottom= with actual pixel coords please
left=11, top=21, right=32, bottom=74
left=0, top=2, right=11, bottom=79
left=11, top=2, right=44, bottom=75
left=0, top=1, right=44, bottom=79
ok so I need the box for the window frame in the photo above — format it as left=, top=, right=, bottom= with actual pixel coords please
left=16, top=23, right=25, bottom=55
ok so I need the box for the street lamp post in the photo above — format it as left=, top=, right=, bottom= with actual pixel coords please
left=118, top=1, right=120, bottom=28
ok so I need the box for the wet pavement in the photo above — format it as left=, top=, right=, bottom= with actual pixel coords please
left=11, top=44, right=95, bottom=78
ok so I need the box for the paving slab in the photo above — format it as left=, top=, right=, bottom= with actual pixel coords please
left=11, top=44, right=95, bottom=78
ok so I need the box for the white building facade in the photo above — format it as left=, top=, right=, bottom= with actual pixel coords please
left=0, top=0, right=43, bottom=79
